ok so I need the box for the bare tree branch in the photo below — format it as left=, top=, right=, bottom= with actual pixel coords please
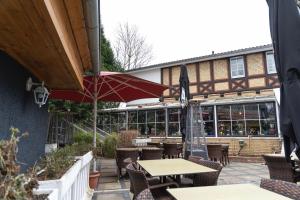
left=113, top=23, right=153, bottom=70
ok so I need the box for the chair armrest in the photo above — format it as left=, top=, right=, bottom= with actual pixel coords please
left=149, top=181, right=179, bottom=190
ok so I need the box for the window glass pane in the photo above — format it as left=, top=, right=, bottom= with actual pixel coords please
left=266, top=52, right=277, bottom=74
left=202, top=106, right=214, bottom=121
left=138, top=110, right=146, bottom=123
left=156, top=123, right=165, bottom=137
left=138, top=123, right=147, bottom=136
left=156, top=109, right=165, bottom=122
left=118, top=112, right=126, bottom=124
left=230, top=57, right=245, bottom=78
left=147, top=110, right=155, bottom=123
left=147, top=123, right=155, bottom=136
left=204, top=122, right=215, bottom=136
left=217, top=105, right=231, bottom=120
left=168, top=123, right=180, bottom=136
left=169, top=108, right=179, bottom=122
left=111, top=113, right=118, bottom=124
left=261, top=119, right=277, bottom=136
left=246, top=120, right=260, bottom=136
left=218, top=121, right=231, bottom=136
left=245, top=104, right=259, bottom=119
left=259, top=102, right=276, bottom=119
left=128, top=111, right=137, bottom=123
left=232, top=121, right=245, bottom=136
left=102, top=113, right=110, bottom=124
left=231, top=105, right=244, bottom=120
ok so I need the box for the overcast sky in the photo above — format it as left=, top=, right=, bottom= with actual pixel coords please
left=101, top=0, right=272, bottom=66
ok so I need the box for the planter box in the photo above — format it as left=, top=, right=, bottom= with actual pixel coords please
left=34, top=151, right=93, bottom=200
left=132, top=138, right=152, bottom=146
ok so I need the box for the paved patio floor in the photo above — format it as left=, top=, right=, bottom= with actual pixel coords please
left=92, top=159, right=269, bottom=200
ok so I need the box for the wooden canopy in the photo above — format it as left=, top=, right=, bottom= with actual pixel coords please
left=0, top=0, right=92, bottom=90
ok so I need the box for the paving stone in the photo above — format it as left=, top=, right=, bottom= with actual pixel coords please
left=93, top=159, right=269, bottom=200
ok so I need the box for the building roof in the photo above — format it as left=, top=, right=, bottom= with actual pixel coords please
left=0, top=0, right=93, bottom=90
left=126, top=44, right=273, bottom=73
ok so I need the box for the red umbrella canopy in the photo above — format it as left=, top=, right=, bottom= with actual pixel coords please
left=49, top=71, right=168, bottom=103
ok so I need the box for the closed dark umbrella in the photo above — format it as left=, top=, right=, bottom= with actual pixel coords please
left=179, top=65, right=190, bottom=142
left=267, top=0, right=300, bottom=160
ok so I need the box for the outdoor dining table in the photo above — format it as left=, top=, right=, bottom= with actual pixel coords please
left=167, top=183, right=292, bottom=200
left=137, top=158, right=216, bottom=183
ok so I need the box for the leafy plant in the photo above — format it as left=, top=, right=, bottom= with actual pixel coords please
left=73, top=131, right=102, bottom=156
left=102, top=133, right=119, bottom=158
left=37, top=146, right=75, bottom=180
left=0, top=127, right=39, bottom=200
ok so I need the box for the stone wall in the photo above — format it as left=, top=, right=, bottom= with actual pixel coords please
left=150, top=137, right=281, bottom=156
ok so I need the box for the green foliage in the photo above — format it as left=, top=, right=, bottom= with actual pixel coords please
left=101, top=26, right=123, bottom=72
left=0, top=127, right=38, bottom=200
left=73, top=130, right=102, bottom=149
left=38, top=146, right=75, bottom=180
left=102, top=133, right=119, bottom=158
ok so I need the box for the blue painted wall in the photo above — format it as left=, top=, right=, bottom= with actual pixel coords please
left=0, top=51, right=49, bottom=171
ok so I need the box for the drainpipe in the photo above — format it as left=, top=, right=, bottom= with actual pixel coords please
left=83, top=0, right=101, bottom=172
left=83, top=0, right=100, bottom=74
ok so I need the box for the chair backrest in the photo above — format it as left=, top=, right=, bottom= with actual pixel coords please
left=126, top=163, right=149, bottom=197
left=262, top=154, right=296, bottom=182
left=207, top=145, right=223, bottom=161
left=136, top=189, right=155, bottom=200
left=193, top=160, right=223, bottom=186
left=163, top=143, right=179, bottom=157
left=260, top=178, right=300, bottom=199
left=116, top=148, right=139, bottom=168
left=141, top=148, right=163, bottom=160
left=188, top=155, right=204, bottom=163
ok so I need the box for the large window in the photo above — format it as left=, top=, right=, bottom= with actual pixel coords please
left=168, top=108, right=181, bottom=137
left=266, top=52, right=277, bottom=74
left=216, top=102, right=277, bottom=137
left=202, top=106, right=215, bottom=136
left=230, top=57, right=245, bottom=78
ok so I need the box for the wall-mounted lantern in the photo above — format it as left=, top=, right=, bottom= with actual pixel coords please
left=26, top=77, right=49, bottom=108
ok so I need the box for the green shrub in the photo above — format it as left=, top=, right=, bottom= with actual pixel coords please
left=102, top=133, right=119, bottom=158
left=38, top=146, right=75, bottom=180
left=73, top=131, right=102, bottom=147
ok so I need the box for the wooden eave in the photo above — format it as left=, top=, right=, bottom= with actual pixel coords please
left=0, top=0, right=92, bottom=90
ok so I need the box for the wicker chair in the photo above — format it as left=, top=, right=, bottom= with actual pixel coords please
left=116, top=148, right=139, bottom=179
left=262, top=154, right=300, bottom=183
left=188, top=155, right=204, bottom=163
left=141, top=148, right=163, bottom=160
left=136, top=189, right=154, bottom=200
left=163, top=143, right=180, bottom=159
left=260, top=178, right=300, bottom=200
left=126, top=163, right=179, bottom=200
left=125, top=158, right=160, bottom=195
left=207, top=144, right=224, bottom=165
left=180, top=160, right=223, bottom=187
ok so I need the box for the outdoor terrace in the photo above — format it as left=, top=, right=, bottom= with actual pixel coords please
left=92, top=159, right=269, bottom=200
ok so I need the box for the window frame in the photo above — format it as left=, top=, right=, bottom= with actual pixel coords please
left=230, top=56, right=245, bottom=79
left=266, top=51, right=277, bottom=74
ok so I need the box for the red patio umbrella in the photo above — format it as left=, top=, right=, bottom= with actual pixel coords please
left=50, top=71, right=167, bottom=103
left=49, top=71, right=168, bottom=170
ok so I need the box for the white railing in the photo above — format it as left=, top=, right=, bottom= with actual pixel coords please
left=35, top=151, right=93, bottom=200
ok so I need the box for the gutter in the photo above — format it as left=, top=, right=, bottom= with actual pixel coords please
left=83, top=0, right=101, bottom=74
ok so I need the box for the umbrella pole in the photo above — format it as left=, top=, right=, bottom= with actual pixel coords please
left=93, top=75, right=97, bottom=172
